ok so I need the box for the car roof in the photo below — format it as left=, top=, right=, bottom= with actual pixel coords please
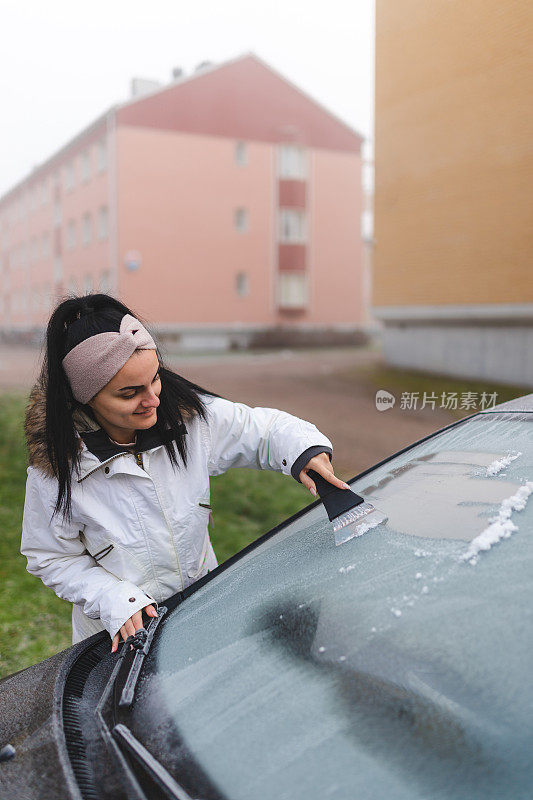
left=482, top=392, right=533, bottom=413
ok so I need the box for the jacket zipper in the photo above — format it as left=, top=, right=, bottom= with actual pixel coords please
left=130, top=451, right=185, bottom=591
left=141, top=456, right=185, bottom=591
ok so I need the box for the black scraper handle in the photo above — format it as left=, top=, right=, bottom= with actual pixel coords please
left=307, top=469, right=365, bottom=523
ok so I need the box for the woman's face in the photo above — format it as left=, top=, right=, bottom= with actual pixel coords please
left=88, top=349, right=162, bottom=442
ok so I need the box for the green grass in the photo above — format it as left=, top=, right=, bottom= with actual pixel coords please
left=209, top=468, right=312, bottom=563
left=0, top=394, right=74, bottom=678
left=0, top=394, right=311, bottom=678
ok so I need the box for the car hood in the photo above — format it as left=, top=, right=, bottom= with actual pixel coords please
left=0, top=633, right=107, bottom=800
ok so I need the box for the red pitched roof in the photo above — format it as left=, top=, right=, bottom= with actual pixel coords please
left=116, top=53, right=362, bottom=153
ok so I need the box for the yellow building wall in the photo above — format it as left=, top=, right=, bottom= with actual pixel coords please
left=373, top=0, right=533, bottom=308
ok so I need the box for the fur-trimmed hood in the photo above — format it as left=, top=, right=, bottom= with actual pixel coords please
left=24, top=379, right=101, bottom=478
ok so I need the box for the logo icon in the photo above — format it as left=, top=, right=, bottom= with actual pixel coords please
left=375, top=390, right=396, bottom=411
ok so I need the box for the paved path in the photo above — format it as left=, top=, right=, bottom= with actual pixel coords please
left=165, top=346, right=454, bottom=476
left=0, top=343, right=455, bottom=478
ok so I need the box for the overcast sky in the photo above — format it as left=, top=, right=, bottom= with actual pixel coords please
left=0, top=0, right=375, bottom=198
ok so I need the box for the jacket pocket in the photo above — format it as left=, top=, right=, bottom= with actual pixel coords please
left=187, top=500, right=212, bottom=579
left=187, top=531, right=210, bottom=579
left=85, top=536, right=149, bottom=586
left=92, top=544, right=114, bottom=562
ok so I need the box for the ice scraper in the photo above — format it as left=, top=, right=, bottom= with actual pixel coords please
left=308, top=470, right=387, bottom=546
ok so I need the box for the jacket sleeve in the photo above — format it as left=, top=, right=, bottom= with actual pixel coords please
left=204, top=396, right=333, bottom=478
left=21, top=467, right=156, bottom=640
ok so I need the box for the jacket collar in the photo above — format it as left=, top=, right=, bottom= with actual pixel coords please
left=77, top=423, right=187, bottom=481
left=73, top=405, right=186, bottom=477
left=24, top=380, right=185, bottom=480
left=77, top=418, right=181, bottom=461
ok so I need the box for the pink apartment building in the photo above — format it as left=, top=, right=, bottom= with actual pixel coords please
left=0, top=53, right=365, bottom=349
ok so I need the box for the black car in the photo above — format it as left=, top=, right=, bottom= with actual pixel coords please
left=1, top=394, right=532, bottom=800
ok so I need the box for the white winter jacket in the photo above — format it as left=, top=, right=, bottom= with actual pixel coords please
left=21, top=391, right=332, bottom=644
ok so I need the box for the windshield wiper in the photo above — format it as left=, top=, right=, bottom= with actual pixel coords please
left=91, top=604, right=172, bottom=800
left=113, top=723, right=194, bottom=800
left=94, top=637, right=150, bottom=799
left=118, top=604, right=168, bottom=708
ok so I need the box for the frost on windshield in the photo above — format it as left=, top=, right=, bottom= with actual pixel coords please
left=149, top=414, right=533, bottom=800
left=355, top=449, right=524, bottom=542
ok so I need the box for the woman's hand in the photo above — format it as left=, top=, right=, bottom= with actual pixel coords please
left=299, top=452, right=350, bottom=496
left=111, top=604, right=158, bottom=653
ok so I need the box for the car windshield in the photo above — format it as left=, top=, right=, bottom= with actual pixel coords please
left=130, top=413, right=533, bottom=800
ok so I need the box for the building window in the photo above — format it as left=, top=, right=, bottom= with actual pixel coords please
left=279, top=209, right=306, bottom=244
left=41, top=232, right=50, bottom=260
left=54, top=255, right=63, bottom=282
left=99, top=269, right=111, bottom=292
left=234, top=207, right=248, bottom=233
left=278, top=272, right=308, bottom=309
left=98, top=206, right=108, bottom=240
left=18, top=194, right=27, bottom=220
left=235, top=271, right=249, bottom=297
left=53, top=199, right=62, bottom=226
left=80, top=151, right=91, bottom=183
left=278, top=145, right=307, bottom=179
left=97, top=140, right=107, bottom=173
left=82, top=213, right=92, bottom=246
left=44, top=283, right=54, bottom=311
left=64, top=162, right=75, bottom=192
left=66, top=220, right=76, bottom=250
left=235, top=141, right=247, bottom=166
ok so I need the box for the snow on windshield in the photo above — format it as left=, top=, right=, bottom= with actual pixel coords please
left=462, top=481, right=533, bottom=564
left=486, top=452, right=522, bottom=476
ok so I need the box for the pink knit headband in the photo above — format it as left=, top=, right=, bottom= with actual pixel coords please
left=62, top=314, right=157, bottom=404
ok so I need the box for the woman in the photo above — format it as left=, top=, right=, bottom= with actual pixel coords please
left=21, top=294, right=348, bottom=652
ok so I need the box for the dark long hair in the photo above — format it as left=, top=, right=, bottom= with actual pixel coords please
left=40, top=294, right=215, bottom=520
